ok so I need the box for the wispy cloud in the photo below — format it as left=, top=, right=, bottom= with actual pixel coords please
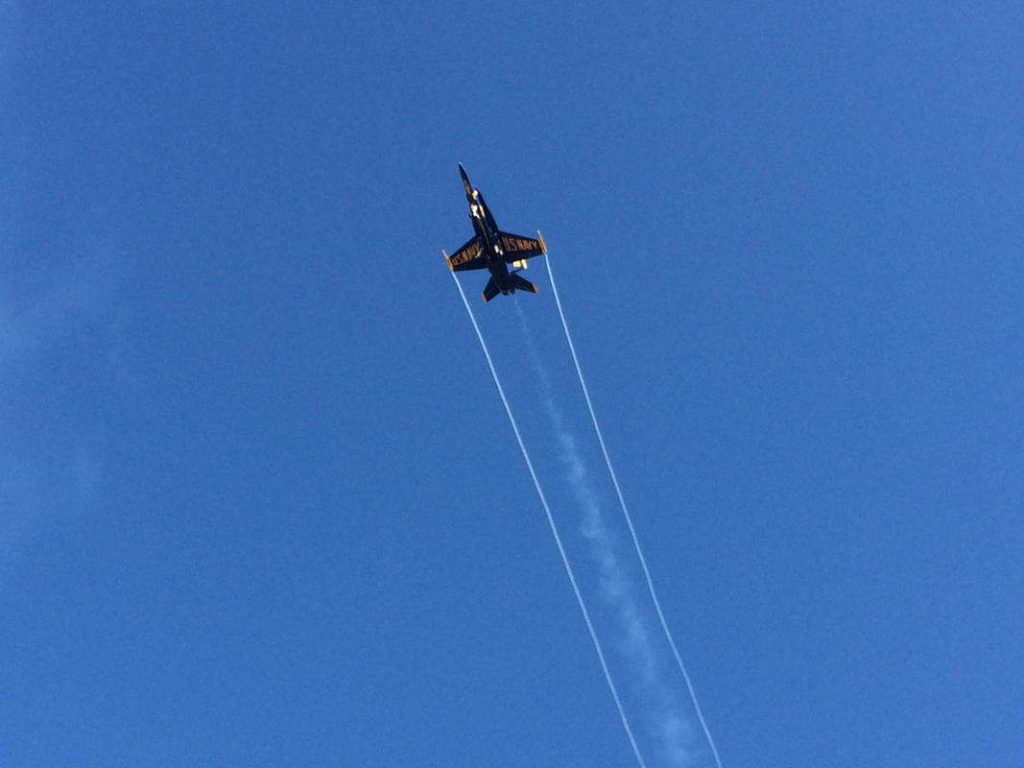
left=1, top=243, right=120, bottom=566
left=0, top=1, right=21, bottom=89
left=1, top=259, right=113, bottom=365
left=0, top=450, right=103, bottom=562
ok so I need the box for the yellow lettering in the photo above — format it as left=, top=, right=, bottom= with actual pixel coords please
left=452, top=241, right=481, bottom=266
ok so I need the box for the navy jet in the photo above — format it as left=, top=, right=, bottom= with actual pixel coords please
left=444, top=164, right=547, bottom=302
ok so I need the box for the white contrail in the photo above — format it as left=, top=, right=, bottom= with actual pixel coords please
left=543, top=253, right=725, bottom=768
left=514, top=302, right=696, bottom=767
left=449, top=270, right=648, bottom=768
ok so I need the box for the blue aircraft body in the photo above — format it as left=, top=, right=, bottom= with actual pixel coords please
left=444, top=164, right=547, bottom=302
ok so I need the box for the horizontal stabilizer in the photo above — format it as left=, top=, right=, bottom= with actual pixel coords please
left=482, top=277, right=501, bottom=303
left=510, top=272, right=538, bottom=294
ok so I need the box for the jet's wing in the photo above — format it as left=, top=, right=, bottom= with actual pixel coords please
left=446, top=236, right=487, bottom=272
left=498, top=231, right=547, bottom=263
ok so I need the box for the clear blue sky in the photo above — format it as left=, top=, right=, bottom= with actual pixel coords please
left=3, top=2, right=1023, bottom=766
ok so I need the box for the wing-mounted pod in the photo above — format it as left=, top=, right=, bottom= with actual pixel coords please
left=511, top=231, right=546, bottom=271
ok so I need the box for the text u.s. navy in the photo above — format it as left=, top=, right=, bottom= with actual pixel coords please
left=443, top=164, right=546, bottom=302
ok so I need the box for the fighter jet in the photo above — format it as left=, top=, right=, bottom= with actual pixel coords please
left=444, top=164, right=547, bottom=302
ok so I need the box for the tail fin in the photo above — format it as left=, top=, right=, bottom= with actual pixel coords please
left=482, top=278, right=501, bottom=303
left=510, top=273, right=538, bottom=294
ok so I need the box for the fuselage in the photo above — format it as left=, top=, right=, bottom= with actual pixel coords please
left=460, top=165, right=513, bottom=288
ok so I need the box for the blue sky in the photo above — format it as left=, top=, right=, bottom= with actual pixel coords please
left=3, top=2, right=1023, bottom=766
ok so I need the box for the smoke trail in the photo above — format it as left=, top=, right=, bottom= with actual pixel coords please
left=515, top=301, right=699, bottom=767
left=449, top=270, right=648, bottom=768
left=542, top=254, right=725, bottom=768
